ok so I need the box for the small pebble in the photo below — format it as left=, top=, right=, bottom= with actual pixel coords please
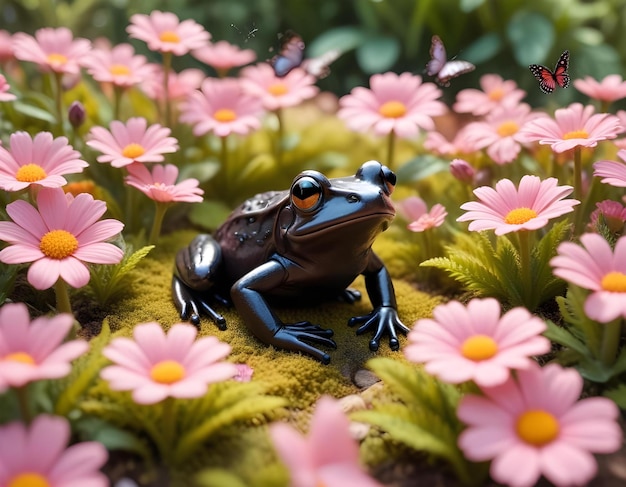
left=353, top=369, right=380, bottom=388
left=338, top=394, right=366, bottom=413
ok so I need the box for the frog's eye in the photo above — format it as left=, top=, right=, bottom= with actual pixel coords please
left=291, top=176, right=322, bottom=211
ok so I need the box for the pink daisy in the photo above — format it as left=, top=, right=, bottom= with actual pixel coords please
left=0, top=73, right=16, bottom=101
left=0, top=30, right=15, bottom=63
left=462, top=103, right=540, bottom=165
left=338, top=72, right=446, bottom=138
left=574, top=74, right=626, bottom=103
left=396, top=196, right=447, bottom=232
left=458, top=363, right=622, bottom=487
left=12, top=27, right=91, bottom=75
left=423, top=126, right=475, bottom=156
left=0, top=302, right=88, bottom=388
left=0, top=131, right=87, bottom=192
left=588, top=200, right=626, bottom=234
left=101, top=322, right=237, bottom=404
left=86, top=117, right=179, bottom=168
left=269, top=395, right=383, bottom=487
left=240, top=63, right=319, bottom=111
left=453, top=74, right=526, bottom=116
left=0, top=187, right=124, bottom=290
left=192, top=40, right=256, bottom=74
left=593, top=148, right=626, bottom=187
left=140, top=66, right=205, bottom=102
left=82, top=43, right=153, bottom=88
left=125, top=163, right=203, bottom=203
left=405, top=298, right=550, bottom=387
left=179, top=77, right=264, bottom=137
left=518, top=102, right=624, bottom=153
left=457, top=175, right=579, bottom=236
left=613, top=110, right=626, bottom=149
left=0, top=415, right=108, bottom=487
left=127, top=11, right=210, bottom=56
left=551, top=232, right=626, bottom=322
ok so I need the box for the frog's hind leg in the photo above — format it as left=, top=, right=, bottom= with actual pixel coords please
left=337, top=288, right=362, bottom=304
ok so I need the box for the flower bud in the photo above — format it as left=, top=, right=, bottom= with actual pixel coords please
left=450, top=159, right=475, bottom=184
left=68, top=101, right=85, bottom=128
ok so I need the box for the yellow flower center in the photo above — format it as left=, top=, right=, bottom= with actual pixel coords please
left=268, top=83, right=289, bottom=96
left=8, top=472, right=51, bottom=487
left=516, top=410, right=560, bottom=446
left=488, top=88, right=505, bottom=101
left=504, top=207, right=538, bottom=225
left=46, top=53, right=67, bottom=65
left=39, top=230, right=79, bottom=259
left=562, top=130, right=589, bottom=140
left=379, top=100, right=407, bottom=118
left=109, top=64, right=131, bottom=76
left=601, top=271, right=626, bottom=292
left=64, top=180, right=96, bottom=197
left=497, top=120, right=520, bottom=137
left=460, top=335, right=498, bottom=361
left=4, top=352, right=36, bottom=365
left=122, top=143, right=145, bottom=159
left=214, top=108, right=237, bottom=122
left=15, top=163, right=47, bottom=182
left=159, top=31, right=181, bottom=43
left=150, top=360, right=186, bottom=384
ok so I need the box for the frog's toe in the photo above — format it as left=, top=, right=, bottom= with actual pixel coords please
left=198, top=300, right=227, bottom=330
left=273, top=326, right=336, bottom=363
left=338, top=288, right=362, bottom=304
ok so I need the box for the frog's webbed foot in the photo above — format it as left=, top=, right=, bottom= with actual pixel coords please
left=348, top=306, right=410, bottom=351
left=336, top=288, right=362, bottom=304
left=273, top=321, right=336, bottom=364
left=172, top=276, right=227, bottom=330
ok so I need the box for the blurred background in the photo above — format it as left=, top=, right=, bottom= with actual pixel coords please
left=1, top=0, right=626, bottom=107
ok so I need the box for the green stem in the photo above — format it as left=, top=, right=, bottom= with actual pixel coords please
left=274, top=108, right=284, bottom=167
left=14, top=385, right=32, bottom=424
left=160, top=396, right=177, bottom=465
left=517, top=230, right=533, bottom=308
left=599, top=318, right=622, bottom=366
left=572, top=147, right=583, bottom=234
left=220, top=134, right=229, bottom=189
left=53, top=71, right=64, bottom=136
left=162, top=52, right=172, bottom=128
left=149, top=202, right=169, bottom=244
left=386, top=129, right=396, bottom=169
left=54, top=278, right=73, bottom=315
left=113, top=85, right=124, bottom=121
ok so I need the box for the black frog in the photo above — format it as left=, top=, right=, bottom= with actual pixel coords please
left=172, top=160, right=408, bottom=363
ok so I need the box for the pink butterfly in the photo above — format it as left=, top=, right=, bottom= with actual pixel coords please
left=529, top=50, right=570, bottom=94
left=426, top=35, right=475, bottom=87
left=270, top=31, right=340, bottom=79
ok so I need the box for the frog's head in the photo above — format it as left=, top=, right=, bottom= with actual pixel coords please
left=276, top=160, right=396, bottom=253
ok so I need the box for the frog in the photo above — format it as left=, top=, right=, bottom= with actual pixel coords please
left=172, top=160, right=409, bottom=364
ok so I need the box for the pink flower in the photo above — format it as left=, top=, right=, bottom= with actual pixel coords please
left=192, top=40, right=256, bottom=73
left=457, top=175, right=579, bottom=236
left=140, top=66, right=205, bottom=101
left=458, top=363, right=622, bottom=487
left=450, top=158, right=476, bottom=184
left=338, top=72, right=446, bottom=138
left=551, top=233, right=626, bottom=322
left=12, top=27, right=91, bottom=75
left=462, top=104, right=540, bottom=165
left=240, top=63, right=319, bottom=111
left=125, top=163, right=203, bottom=203
left=397, top=196, right=447, bottom=232
left=269, top=396, right=383, bottom=487
left=574, top=74, right=626, bottom=103
left=593, top=148, right=626, bottom=187
left=127, top=11, right=210, bottom=55
left=0, top=73, right=16, bottom=101
left=180, top=77, right=264, bottom=137
left=233, top=363, right=254, bottom=382
left=453, top=74, right=526, bottom=116
left=423, top=126, right=475, bottom=156
left=405, top=298, right=550, bottom=387
left=87, top=117, right=179, bottom=168
left=0, top=30, right=15, bottom=63
left=0, top=415, right=108, bottom=487
left=82, top=43, right=153, bottom=87
left=518, top=103, right=624, bottom=153
left=0, top=187, right=124, bottom=290
left=0, top=131, right=87, bottom=192
left=0, top=302, right=88, bottom=388
left=101, top=322, right=237, bottom=404
left=588, top=200, right=626, bottom=233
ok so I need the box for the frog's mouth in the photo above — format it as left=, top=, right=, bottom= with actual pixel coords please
left=289, top=211, right=395, bottom=239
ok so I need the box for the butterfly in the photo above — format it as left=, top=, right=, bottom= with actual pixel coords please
left=426, top=35, right=475, bottom=87
left=528, top=50, right=570, bottom=94
left=270, top=30, right=340, bottom=79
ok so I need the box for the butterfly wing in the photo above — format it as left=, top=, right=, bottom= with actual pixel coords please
left=553, top=50, right=570, bottom=88
left=529, top=64, right=557, bottom=94
left=271, top=31, right=306, bottom=77
left=301, top=49, right=341, bottom=79
left=426, top=35, right=447, bottom=76
left=436, top=60, right=475, bottom=87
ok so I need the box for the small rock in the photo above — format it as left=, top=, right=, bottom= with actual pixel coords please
left=353, top=369, right=380, bottom=388
left=114, top=478, right=139, bottom=487
left=338, top=394, right=366, bottom=413
left=349, top=420, right=371, bottom=440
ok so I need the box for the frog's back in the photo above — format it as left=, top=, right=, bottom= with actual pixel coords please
left=214, top=190, right=288, bottom=284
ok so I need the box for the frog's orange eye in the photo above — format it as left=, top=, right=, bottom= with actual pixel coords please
left=291, top=177, right=322, bottom=211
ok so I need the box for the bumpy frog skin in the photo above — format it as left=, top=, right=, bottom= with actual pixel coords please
left=172, top=160, right=409, bottom=363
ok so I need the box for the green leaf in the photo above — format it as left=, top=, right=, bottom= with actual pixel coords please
left=543, top=320, right=589, bottom=357
left=12, top=100, right=57, bottom=123
left=179, top=160, right=221, bottom=184
left=462, top=33, right=503, bottom=64
left=604, top=384, right=626, bottom=409
left=395, top=155, right=449, bottom=184
left=196, top=469, right=249, bottom=487
left=460, top=0, right=486, bottom=12
left=506, top=11, right=555, bottom=66
left=188, top=200, right=233, bottom=231
left=75, top=416, right=152, bottom=459
left=308, top=26, right=366, bottom=57
left=0, top=262, right=18, bottom=304
left=574, top=43, right=622, bottom=81
left=356, top=35, right=400, bottom=74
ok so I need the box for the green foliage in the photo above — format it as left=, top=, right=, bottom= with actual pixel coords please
left=196, top=464, right=289, bottom=487
left=422, top=220, right=570, bottom=311
left=352, top=358, right=485, bottom=487
left=0, top=262, right=19, bottom=305
left=604, top=384, right=626, bottom=409
left=88, top=240, right=155, bottom=306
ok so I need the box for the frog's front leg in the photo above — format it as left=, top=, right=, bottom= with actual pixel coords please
left=348, top=253, right=410, bottom=351
left=231, top=260, right=337, bottom=364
